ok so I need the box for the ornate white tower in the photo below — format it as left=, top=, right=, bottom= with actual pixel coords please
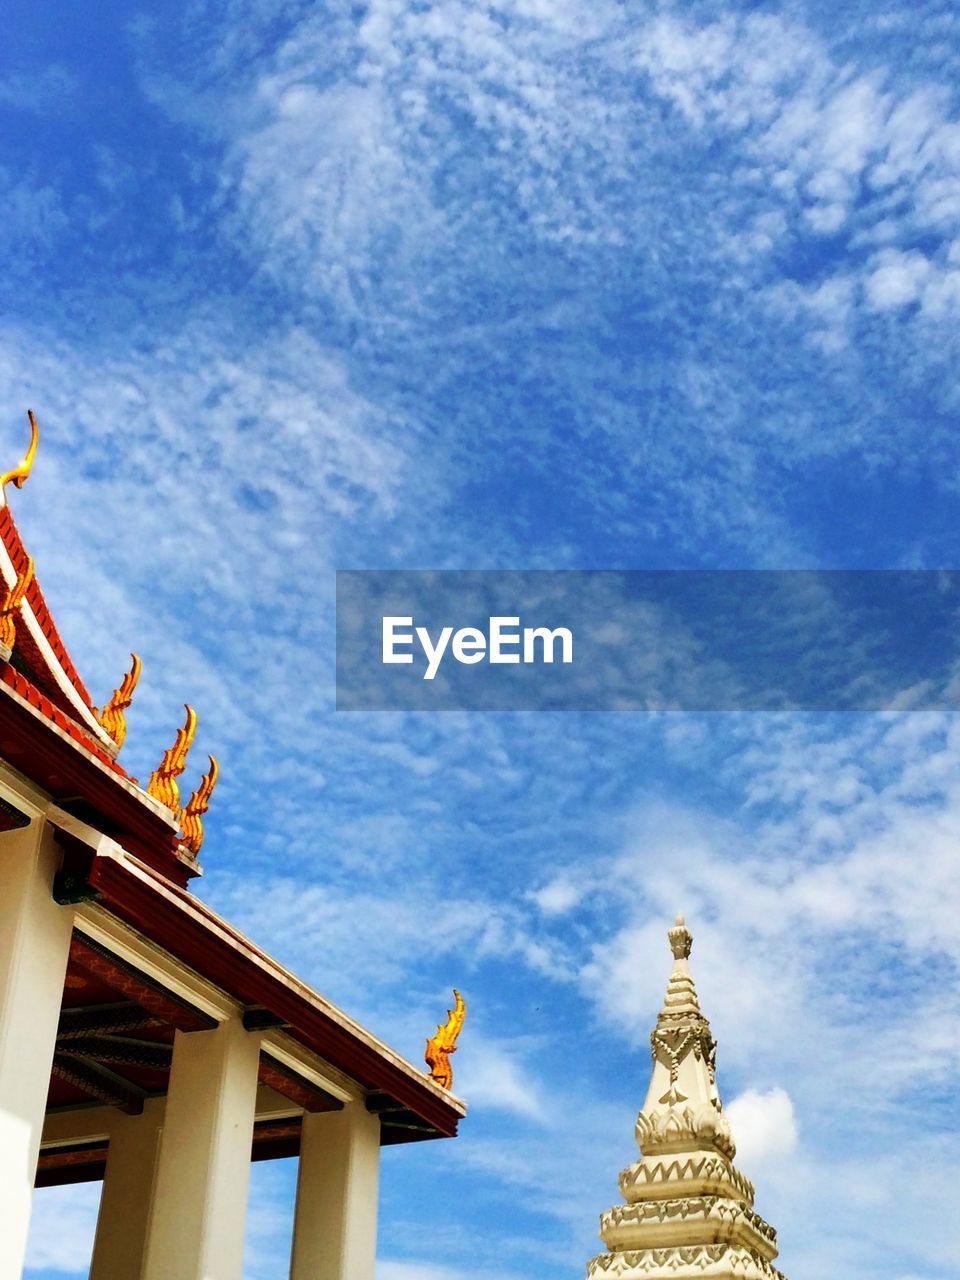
left=587, top=916, right=786, bottom=1280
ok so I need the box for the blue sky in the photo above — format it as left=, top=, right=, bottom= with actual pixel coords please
left=6, top=2, right=960, bottom=1277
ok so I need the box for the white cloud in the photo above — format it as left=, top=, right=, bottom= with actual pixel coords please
left=865, top=249, right=932, bottom=310
left=454, top=1038, right=547, bottom=1123
left=804, top=201, right=847, bottom=234
left=726, top=1087, right=798, bottom=1172
left=569, top=708, right=960, bottom=1101
left=116, top=1, right=960, bottom=571
left=0, top=315, right=423, bottom=795
left=205, top=0, right=640, bottom=306
left=636, top=11, right=960, bottom=337
left=206, top=872, right=552, bottom=1007
left=530, top=876, right=584, bottom=916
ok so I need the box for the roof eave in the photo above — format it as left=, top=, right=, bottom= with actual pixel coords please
left=85, top=849, right=466, bottom=1140
left=0, top=676, right=192, bottom=884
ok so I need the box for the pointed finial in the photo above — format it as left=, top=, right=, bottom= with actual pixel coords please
left=179, top=754, right=219, bottom=857
left=425, top=989, right=466, bottom=1090
left=147, top=704, right=197, bottom=812
left=0, top=410, right=40, bottom=502
left=98, top=653, right=142, bottom=750
left=0, top=555, right=34, bottom=652
left=668, top=913, right=693, bottom=960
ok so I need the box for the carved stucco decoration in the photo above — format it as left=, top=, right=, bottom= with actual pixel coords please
left=588, top=1245, right=786, bottom=1279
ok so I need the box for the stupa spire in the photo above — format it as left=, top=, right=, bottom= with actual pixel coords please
left=586, top=917, right=787, bottom=1280
left=657, top=914, right=703, bottom=1024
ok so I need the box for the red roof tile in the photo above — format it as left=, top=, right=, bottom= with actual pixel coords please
left=1, top=666, right=128, bottom=778
left=0, top=505, right=96, bottom=714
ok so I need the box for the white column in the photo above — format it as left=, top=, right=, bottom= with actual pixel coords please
left=141, top=1019, right=260, bottom=1280
left=0, top=818, right=74, bottom=1277
left=89, top=1103, right=163, bottom=1280
left=289, top=1105, right=381, bottom=1280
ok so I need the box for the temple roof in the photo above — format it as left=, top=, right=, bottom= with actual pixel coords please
left=0, top=413, right=216, bottom=884
left=0, top=411, right=467, bottom=1148
left=0, top=495, right=191, bottom=881
left=587, top=917, right=787, bottom=1280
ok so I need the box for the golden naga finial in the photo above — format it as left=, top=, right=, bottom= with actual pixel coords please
left=147, top=704, right=197, bottom=811
left=0, top=555, right=34, bottom=651
left=0, top=410, right=40, bottom=500
left=98, top=653, right=142, bottom=749
left=425, top=989, right=466, bottom=1090
left=179, top=754, right=219, bottom=857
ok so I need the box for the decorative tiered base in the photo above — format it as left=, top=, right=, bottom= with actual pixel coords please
left=588, top=1148, right=784, bottom=1280
left=587, top=1244, right=787, bottom=1279
left=601, top=1193, right=778, bottom=1254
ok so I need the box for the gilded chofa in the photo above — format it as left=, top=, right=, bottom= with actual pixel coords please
left=98, top=653, right=142, bottom=750
left=425, top=989, right=466, bottom=1090
left=180, top=754, right=219, bottom=856
left=147, top=704, right=197, bottom=812
left=0, top=410, right=40, bottom=499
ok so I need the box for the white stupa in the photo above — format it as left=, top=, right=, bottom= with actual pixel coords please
left=587, top=916, right=787, bottom=1280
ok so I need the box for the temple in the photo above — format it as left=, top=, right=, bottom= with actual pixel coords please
left=587, top=916, right=786, bottom=1280
left=0, top=414, right=466, bottom=1279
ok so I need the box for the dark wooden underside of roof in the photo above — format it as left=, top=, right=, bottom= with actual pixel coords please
left=42, top=928, right=449, bottom=1170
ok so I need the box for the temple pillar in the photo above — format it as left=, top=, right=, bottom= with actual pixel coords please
left=0, top=817, right=74, bottom=1277
left=141, top=1018, right=260, bottom=1280
left=89, top=1104, right=163, bottom=1280
left=289, top=1104, right=381, bottom=1280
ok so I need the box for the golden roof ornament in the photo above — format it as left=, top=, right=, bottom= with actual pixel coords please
left=0, top=555, right=34, bottom=653
left=425, top=989, right=466, bottom=1090
left=147, top=704, right=197, bottom=811
left=98, top=653, right=142, bottom=750
left=0, top=410, right=40, bottom=502
left=179, top=754, right=219, bottom=857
